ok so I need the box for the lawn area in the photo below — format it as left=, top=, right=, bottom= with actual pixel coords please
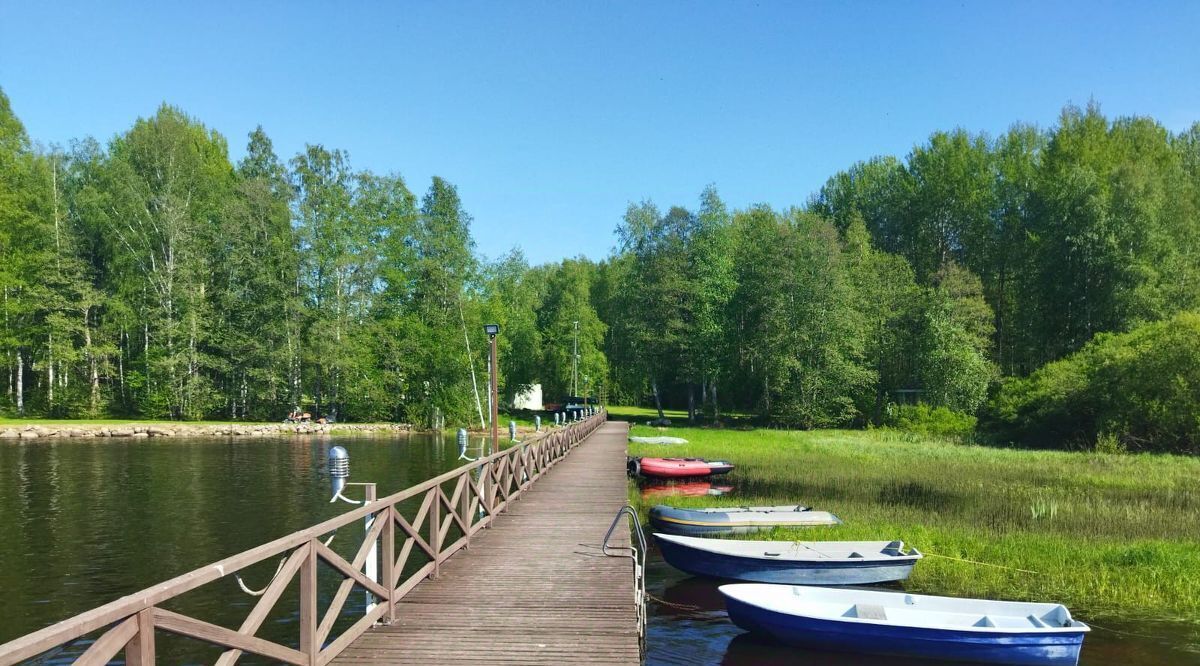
left=620, top=410, right=1200, bottom=620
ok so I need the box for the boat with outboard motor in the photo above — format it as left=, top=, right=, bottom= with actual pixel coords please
left=630, top=457, right=735, bottom=479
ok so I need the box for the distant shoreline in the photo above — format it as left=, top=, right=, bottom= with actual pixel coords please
left=0, top=421, right=414, bottom=439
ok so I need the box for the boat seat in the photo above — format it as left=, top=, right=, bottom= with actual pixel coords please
left=974, top=615, right=996, bottom=627
left=848, top=552, right=863, bottom=558
left=853, top=603, right=887, bottom=620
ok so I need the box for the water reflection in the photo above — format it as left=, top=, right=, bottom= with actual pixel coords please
left=640, top=480, right=734, bottom=500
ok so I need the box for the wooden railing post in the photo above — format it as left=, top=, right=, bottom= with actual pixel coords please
left=460, top=470, right=471, bottom=548
left=299, top=540, right=318, bottom=665
left=381, top=504, right=396, bottom=624
left=482, top=459, right=492, bottom=527
left=430, top=488, right=441, bottom=579
left=124, top=609, right=155, bottom=666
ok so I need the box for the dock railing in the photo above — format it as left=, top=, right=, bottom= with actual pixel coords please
left=0, top=410, right=607, bottom=666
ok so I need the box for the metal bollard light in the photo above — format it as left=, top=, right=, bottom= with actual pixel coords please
left=509, top=421, right=517, bottom=442
left=535, top=415, right=541, bottom=432
left=457, top=428, right=469, bottom=459
left=329, top=446, right=350, bottom=500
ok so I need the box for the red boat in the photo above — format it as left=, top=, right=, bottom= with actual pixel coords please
left=630, top=457, right=736, bottom=479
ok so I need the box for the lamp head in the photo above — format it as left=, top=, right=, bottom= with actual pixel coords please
left=328, top=446, right=349, bottom=498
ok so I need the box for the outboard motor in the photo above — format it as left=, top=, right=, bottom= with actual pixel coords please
left=626, top=456, right=641, bottom=478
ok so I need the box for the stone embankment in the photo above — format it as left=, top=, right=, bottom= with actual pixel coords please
left=0, top=423, right=412, bottom=440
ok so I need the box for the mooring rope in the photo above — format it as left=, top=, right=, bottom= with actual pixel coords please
left=236, top=557, right=286, bottom=596
left=920, top=551, right=1041, bottom=575
left=235, top=534, right=336, bottom=596
left=1082, top=620, right=1171, bottom=639
left=645, top=591, right=703, bottom=612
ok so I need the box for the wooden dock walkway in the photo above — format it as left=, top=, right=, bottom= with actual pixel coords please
left=330, top=420, right=640, bottom=665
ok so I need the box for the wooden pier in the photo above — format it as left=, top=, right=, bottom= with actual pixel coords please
left=0, top=412, right=641, bottom=666
left=331, top=419, right=639, bottom=665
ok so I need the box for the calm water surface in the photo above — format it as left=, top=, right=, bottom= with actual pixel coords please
left=3, top=438, right=1197, bottom=664
left=0, top=432, right=492, bottom=663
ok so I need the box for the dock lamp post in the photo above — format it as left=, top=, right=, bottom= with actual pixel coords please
left=484, top=324, right=500, bottom=452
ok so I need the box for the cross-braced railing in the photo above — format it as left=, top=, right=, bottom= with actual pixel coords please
left=0, top=410, right=607, bottom=666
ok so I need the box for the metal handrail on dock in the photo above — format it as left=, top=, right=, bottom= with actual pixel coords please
left=0, top=411, right=608, bottom=666
left=604, top=505, right=648, bottom=639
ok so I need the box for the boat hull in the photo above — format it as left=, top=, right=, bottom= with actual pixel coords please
left=639, top=460, right=712, bottom=479
left=649, top=505, right=841, bottom=537
left=656, top=535, right=916, bottom=585
left=723, top=594, right=1086, bottom=666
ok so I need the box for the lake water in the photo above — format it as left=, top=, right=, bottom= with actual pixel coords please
left=2, top=436, right=1197, bottom=664
left=0, top=432, right=493, bottom=663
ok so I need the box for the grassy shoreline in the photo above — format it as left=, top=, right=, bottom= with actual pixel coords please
left=617, top=407, right=1200, bottom=621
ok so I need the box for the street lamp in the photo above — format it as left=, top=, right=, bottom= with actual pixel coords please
left=484, top=324, right=500, bottom=451
left=572, top=321, right=579, bottom=396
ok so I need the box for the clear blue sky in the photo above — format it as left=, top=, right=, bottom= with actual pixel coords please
left=2, top=1, right=1198, bottom=264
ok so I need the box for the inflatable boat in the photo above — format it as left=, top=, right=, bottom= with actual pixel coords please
left=629, top=457, right=735, bottom=479
left=649, top=504, right=841, bottom=536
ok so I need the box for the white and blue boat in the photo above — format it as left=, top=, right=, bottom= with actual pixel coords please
left=720, top=584, right=1089, bottom=666
left=655, top=533, right=921, bottom=585
left=649, top=504, right=842, bottom=536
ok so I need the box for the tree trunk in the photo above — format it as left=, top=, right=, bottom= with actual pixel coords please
left=687, top=382, right=696, bottom=423
left=651, top=380, right=664, bottom=420
left=16, top=349, right=24, bottom=417
left=47, top=333, right=54, bottom=409
left=84, top=308, right=99, bottom=415
left=712, top=378, right=721, bottom=422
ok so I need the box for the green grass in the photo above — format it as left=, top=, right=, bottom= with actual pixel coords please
left=626, top=419, right=1200, bottom=620
left=608, top=404, right=691, bottom=421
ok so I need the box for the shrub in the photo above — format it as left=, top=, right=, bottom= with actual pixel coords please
left=884, top=403, right=977, bottom=440
left=984, top=312, right=1200, bottom=454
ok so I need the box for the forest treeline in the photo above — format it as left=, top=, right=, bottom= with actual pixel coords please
left=3, top=86, right=1199, bottom=449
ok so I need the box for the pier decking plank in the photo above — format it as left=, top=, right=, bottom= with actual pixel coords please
left=330, top=420, right=640, bottom=665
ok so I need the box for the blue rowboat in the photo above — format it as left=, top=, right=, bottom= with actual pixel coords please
left=649, top=504, right=841, bottom=537
left=655, top=533, right=921, bottom=585
left=720, top=584, right=1089, bottom=666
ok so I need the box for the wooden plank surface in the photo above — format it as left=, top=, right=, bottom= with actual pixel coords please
left=331, top=420, right=640, bottom=665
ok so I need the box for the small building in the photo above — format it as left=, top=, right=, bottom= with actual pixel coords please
left=512, top=383, right=543, bottom=411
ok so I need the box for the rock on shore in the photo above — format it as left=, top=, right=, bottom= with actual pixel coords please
left=0, top=423, right=412, bottom=440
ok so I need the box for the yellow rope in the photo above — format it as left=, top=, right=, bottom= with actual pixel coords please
left=922, top=551, right=1041, bottom=575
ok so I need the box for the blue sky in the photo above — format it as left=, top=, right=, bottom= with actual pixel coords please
left=2, top=1, right=1198, bottom=264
